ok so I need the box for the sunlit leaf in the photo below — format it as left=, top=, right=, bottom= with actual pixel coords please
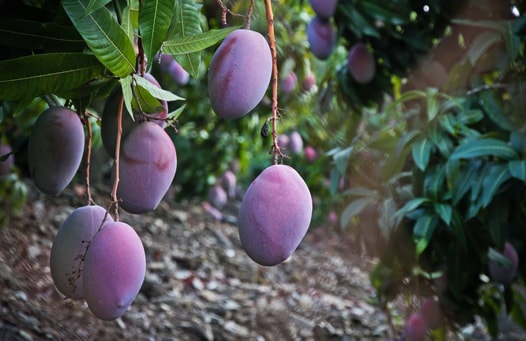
left=139, top=0, right=176, bottom=69
left=134, top=75, right=184, bottom=102
left=169, top=0, right=202, bottom=77
left=61, top=0, right=136, bottom=77
left=163, top=26, right=240, bottom=55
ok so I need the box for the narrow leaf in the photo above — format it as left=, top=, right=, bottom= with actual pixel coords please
left=434, top=202, right=452, bottom=225
left=509, top=160, right=526, bottom=181
left=121, top=75, right=134, bottom=120
left=139, top=0, right=176, bottom=68
left=450, top=138, right=518, bottom=161
left=481, top=164, right=511, bottom=208
left=412, top=138, right=433, bottom=171
left=163, top=27, right=240, bottom=55
left=452, top=160, right=480, bottom=205
left=0, top=53, right=105, bottom=100
left=61, top=0, right=136, bottom=77
left=414, top=214, right=438, bottom=255
left=134, top=75, right=184, bottom=102
left=340, top=197, right=376, bottom=230
left=394, top=197, right=430, bottom=225
left=0, top=18, right=85, bottom=52
left=170, top=0, right=202, bottom=77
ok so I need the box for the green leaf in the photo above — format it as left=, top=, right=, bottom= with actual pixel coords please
left=340, top=197, right=376, bottom=230
left=170, top=0, right=202, bottom=78
left=395, top=197, right=430, bottom=225
left=0, top=18, right=85, bottom=52
left=434, top=202, right=452, bottom=225
left=466, top=31, right=502, bottom=65
left=423, top=164, right=445, bottom=201
left=163, top=26, right=240, bottom=55
left=414, top=214, right=438, bottom=255
left=479, top=91, right=515, bottom=131
left=83, top=0, right=111, bottom=16
left=510, top=131, right=526, bottom=156
left=139, top=0, right=176, bottom=69
left=61, top=0, right=136, bottom=77
left=0, top=53, right=105, bottom=100
left=509, top=160, right=526, bottom=181
left=428, top=123, right=453, bottom=157
left=438, top=114, right=458, bottom=135
left=452, top=160, right=481, bottom=205
left=412, top=138, right=433, bottom=171
left=481, top=163, right=511, bottom=208
left=450, top=138, right=518, bottom=161
left=121, top=75, right=134, bottom=120
left=168, top=103, right=186, bottom=120
left=121, top=5, right=138, bottom=43
left=333, top=145, right=354, bottom=176
left=134, top=75, right=184, bottom=102
left=457, top=109, right=484, bottom=125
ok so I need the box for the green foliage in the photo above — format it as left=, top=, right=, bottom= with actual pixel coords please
left=329, top=0, right=526, bottom=335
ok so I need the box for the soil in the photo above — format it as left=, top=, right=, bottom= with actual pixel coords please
left=0, top=181, right=513, bottom=341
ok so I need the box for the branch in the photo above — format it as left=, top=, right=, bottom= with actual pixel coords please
left=264, top=0, right=282, bottom=165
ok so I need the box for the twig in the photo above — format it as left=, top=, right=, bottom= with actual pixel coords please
left=83, top=112, right=94, bottom=205
left=263, top=0, right=281, bottom=165
left=245, top=0, right=255, bottom=29
left=110, top=93, right=124, bottom=222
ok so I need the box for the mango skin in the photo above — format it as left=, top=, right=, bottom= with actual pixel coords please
left=27, top=107, right=85, bottom=195
left=83, top=221, right=146, bottom=321
left=238, top=165, right=312, bottom=266
left=50, top=205, right=113, bottom=299
left=116, top=122, right=177, bottom=214
left=208, top=29, right=272, bottom=119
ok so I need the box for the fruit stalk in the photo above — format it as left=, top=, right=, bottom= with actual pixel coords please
left=110, top=94, right=124, bottom=221
left=264, top=0, right=280, bottom=165
left=83, top=112, right=94, bottom=205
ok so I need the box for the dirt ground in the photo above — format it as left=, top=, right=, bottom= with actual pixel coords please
left=0, top=180, right=510, bottom=341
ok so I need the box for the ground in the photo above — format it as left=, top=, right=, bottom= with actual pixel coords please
left=0, top=180, right=513, bottom=340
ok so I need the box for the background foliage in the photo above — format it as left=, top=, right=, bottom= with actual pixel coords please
left=1, top=0, right=526, bottom=337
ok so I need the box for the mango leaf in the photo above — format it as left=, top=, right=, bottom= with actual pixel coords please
left=510, top=131, right=526, bottom=156
left=481, top=163, right=511, bottom=208
left=121, top=5, right=138, bottom=43
left=394, top=197, right=430, bottom=226
left=479, top=91, right=515, bottom=131
left=168, top=103, right=186, bottom=120
left=0, top=53, right=105, bottom=100
left=414, top=214, right=438, bottom=255
left=412, top=138, right=433, bottom=171
left=438, top=114, right=458, bottom=135
left=434, top=202, right=452, bottom=225
left=139, top=0, right=176, bottom=69
left=121, top=75, right=134, bottom=121
left=445, top=157, right=460, bottom=191
left=457, top=109, right=484, bottom=125
left=340, top=197, right=376, bottom=230
left=485, top=198, right=509, bottom=246
left=169, top=0, right=202, bottom=77
left=428, top=123, right=453, bottom=157
left=83, top=0, right=111, bottom=16
left=450, top=138, right=518, bottom=161
left=423, top=164, right=445, bottom=201
left=0, top=18, right=85, bottom=52
left=452, top=160, right=479, bottom=205
left=509, top=160, right=526, bottom=181
left=333, top=145, right=354, bottom=176
left=134, top=75, right=184, bottom=102
left=467, top=31, right=502, bottom=65
left=163, top=26, right=240, bottom=55
left=61, top=0, right=136, bottom=77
